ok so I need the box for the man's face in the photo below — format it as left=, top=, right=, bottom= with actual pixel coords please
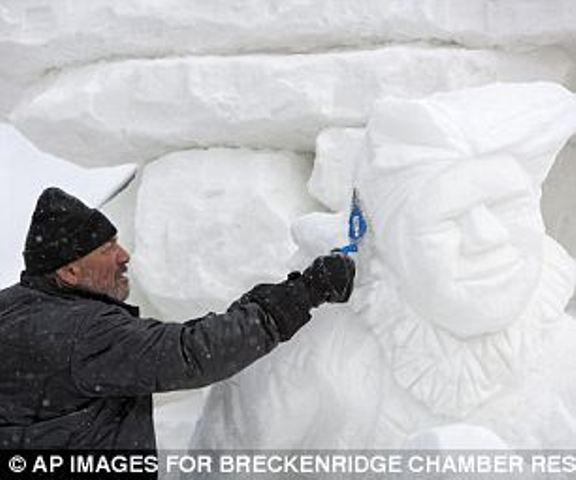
left=383, top=157, right=545, bottom=337
left=72, top=237, right=131, bottom=302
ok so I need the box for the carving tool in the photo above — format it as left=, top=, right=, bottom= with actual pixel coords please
left=338, top=188, right=367, bottom=254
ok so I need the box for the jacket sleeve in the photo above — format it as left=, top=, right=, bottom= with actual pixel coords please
left=70, top=299, right=281, bottom=397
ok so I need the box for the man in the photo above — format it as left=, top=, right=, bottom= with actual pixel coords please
left=0, top=187, right=355, bottom=450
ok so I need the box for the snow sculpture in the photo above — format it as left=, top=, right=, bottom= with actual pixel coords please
left=0, top=124, right=136, bottom=289
left=192, top=82, right=576, bottom=449
left=354, top=82, right=576, bottom=418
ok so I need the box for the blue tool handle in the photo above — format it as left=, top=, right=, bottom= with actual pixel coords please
left=337, top=244, right=358, bottom=255
left=336, top=188, right=367, bottom=255
left=349, top=205, right=367, bottom=241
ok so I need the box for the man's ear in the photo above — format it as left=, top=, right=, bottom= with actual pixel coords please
left=56, top=262, right=81, bottom=286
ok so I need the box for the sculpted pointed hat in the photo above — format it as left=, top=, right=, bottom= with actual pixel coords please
left=23, top=187, right=117, bottom=275
left=366, top=82, right=576, bottom=183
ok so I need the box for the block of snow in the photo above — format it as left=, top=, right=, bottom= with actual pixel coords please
left=10, top=46, right=574, bottom=166
left=1, top=0, right=576, bottom=117
left=192, top=83, right=576, bottom=450
left=0, top=124, right=137, bottom=289
left=307, top=128, right=365, bottom=211
left=132, top=148, right=317, bottom=321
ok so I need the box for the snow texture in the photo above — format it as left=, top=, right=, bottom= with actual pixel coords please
left=307, top=128, right=366, bottom=212
left=403, top=424, right=509, bottom=449
left=192, top=83, right=576, bottom=449
left=1, top=1, right=576, bottom=117
left=0, top=123, right=136, bottom=289
left=133, top=148, right=317, bottom=321
left=9, top=46, right=574, bottom=166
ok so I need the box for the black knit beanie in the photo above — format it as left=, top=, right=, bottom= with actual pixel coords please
left=23, top=187, right=117, bottom=275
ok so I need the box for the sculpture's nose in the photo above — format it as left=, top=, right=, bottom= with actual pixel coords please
left=460, top=204, right=509, bottom=255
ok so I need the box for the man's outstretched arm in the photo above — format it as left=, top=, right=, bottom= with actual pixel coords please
left=70, top=253, right=355, bottom=396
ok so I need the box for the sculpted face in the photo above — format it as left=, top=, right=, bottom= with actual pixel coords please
left=385, top=156, right=545, bottom=337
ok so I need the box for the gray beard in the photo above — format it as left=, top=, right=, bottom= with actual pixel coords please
left=55, top=274, right=127, bottom=303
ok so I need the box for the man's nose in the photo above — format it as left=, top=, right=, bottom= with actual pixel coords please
left=117, top=244, right=131, bottom=263
left=460, top=204, right=509, bottom=255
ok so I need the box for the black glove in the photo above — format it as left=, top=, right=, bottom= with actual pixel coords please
left=241, top=253, right=355, bottom=342
left=301, top=252, right=356, bottom=307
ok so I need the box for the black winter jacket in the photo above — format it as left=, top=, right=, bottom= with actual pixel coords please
left=0, top=273, right=305, bottom=450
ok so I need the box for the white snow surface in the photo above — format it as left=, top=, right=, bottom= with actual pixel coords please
left=133, top=148, right=317, bottom=321
left=0, top=124, right=137, bottom=289
left=192, top=83, right=576, bottom=449
left=2, top=0, right=576, bottom=117
left=10, top=46, right=574, bottom=166
left=3, top=0, right=576, bottom=63
left=402, top=424, right=509, bottom=449
left=307, top=128, right=366, bottom=212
